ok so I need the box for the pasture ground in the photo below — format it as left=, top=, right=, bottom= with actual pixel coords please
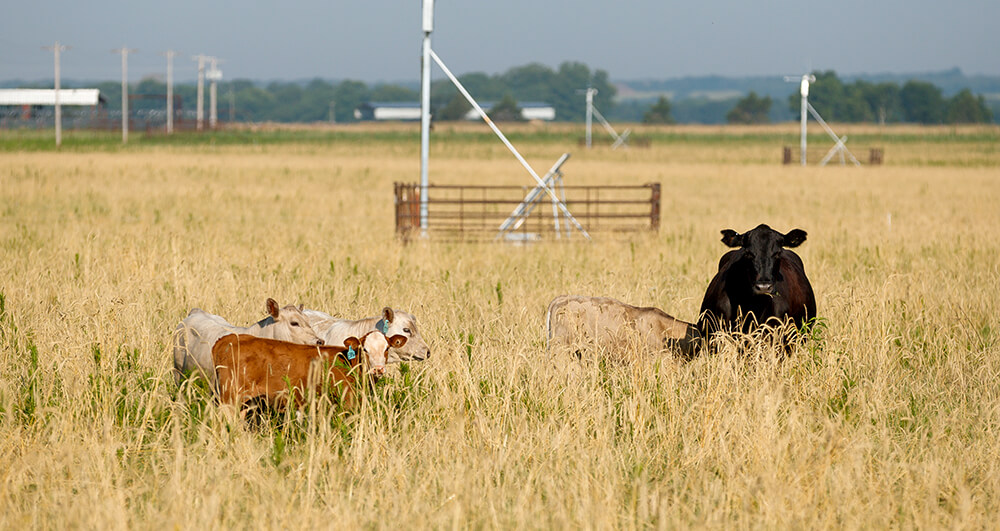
left=1, top=123, right=999, bottom=528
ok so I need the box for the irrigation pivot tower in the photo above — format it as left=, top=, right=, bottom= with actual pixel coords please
left=419, top=0, right=433, bottom=237
left=785, top=73, right=815, bottom=166
left=582, top=87, right=630, bottom=150
left=418, top=0, right=590, bottom=240
left=784, top=72, right=860, bottom=167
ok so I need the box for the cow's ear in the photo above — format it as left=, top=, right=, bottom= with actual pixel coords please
left=782, top=229, right=807, bottom=248
left=298, top=303, right=304, bottom=311
left=389, top=334, right=408, bottom=348
left=382, top=307, right=394, bottom=324
left=344, top=336, right=361, bottom=351
left=266, top=298, right=280, bottom=319
left=721, top=229, right=743, bottom=248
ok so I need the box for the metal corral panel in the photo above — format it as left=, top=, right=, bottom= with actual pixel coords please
left=0, top=89, right=102, bottom=106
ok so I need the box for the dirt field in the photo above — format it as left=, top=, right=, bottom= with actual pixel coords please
left=1, top=125, right=998, bottom=528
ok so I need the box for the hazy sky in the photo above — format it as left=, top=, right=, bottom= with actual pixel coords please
left=1, top=0, right=997, bottom=84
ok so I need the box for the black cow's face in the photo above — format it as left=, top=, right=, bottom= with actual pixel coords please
left=721, top=224, right=807, bottom=296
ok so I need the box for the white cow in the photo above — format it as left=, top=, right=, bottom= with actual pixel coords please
left=303, top=307, right=431, bottom=363
left=546, top=295, right=701, bottom=361
left=173, top=298, right=324, bottom=388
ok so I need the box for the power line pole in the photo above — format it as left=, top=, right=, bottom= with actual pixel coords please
left=113, top=47, right=136, bottom=144
left=163, top=50, right=177, bottom=134
left=208, top=57, right=221, bottom=129
left=193, top=54, right=207, bottom=131
left=43, top=41, right=70, bottom=147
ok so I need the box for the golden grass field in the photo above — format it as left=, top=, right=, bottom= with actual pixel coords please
left=1, top=123, right=999, bottom=528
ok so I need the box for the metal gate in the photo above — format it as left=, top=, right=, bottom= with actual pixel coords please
left=394, top=182, right=660, bottom=242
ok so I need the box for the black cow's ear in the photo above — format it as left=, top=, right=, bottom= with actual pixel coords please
left=783, top=229, right=807, bottom=247
left=721, top=229, right=742, bottom=247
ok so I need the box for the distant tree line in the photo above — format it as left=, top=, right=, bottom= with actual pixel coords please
left=629, top=70, right=993, bottom=125
left=19, top=66, right=992, bottom=125
left=786, top=70, right=992, bottom=125
left=76, top=61, right=615, bottom=124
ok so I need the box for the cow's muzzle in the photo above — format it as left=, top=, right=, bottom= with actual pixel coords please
left=753, top=282, right=774, bottom=296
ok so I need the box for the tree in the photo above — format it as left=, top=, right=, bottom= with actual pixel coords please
left=900, top=81, right=945, bottom=123
left=643, top=96, right=675, bottom=124
left=859, top=82, right=902, bottom=124
left=437, top=92, right=471, bottom=121
left=726, top=91, right=772, bottom=124
left=487, top=93, right=524, bottom=122
left=946, top=89, right=993, bottom=123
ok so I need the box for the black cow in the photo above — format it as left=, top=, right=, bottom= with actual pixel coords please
left=698, top=224, right=817, bottom=347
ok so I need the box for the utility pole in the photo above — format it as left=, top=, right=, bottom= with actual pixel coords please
left=163, top=50, right=176, bottom=134
left=193, top=54, right=207, bottom=130
left=113, top=47, right=136, bottom=144
left=208, top=57, right=221, bottom=129
left=43, top=41, right=70, bottom=147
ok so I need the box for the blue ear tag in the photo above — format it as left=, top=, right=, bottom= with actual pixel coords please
left=375, top=319, right=388, bottom=334
left=346, top=346, right=357, bottom=360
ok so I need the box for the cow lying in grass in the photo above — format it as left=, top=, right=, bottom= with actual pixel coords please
left=303, top=307, right=430, bottom=363
left=546, top=295, right=701, bottom=361
left=213, top=331, right=406, bottom=411
left=173, top=298, right=324, bottom=388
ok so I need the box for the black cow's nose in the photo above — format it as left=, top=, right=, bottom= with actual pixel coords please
left=754, top=282, right=774, bottom=294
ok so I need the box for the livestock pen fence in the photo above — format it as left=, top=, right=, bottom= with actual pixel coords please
left=394, top=182, right=661, bottom=242
left=782, top=145, right=884, bottom=165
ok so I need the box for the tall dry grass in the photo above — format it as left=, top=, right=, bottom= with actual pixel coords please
left=1, top=131, right=998, bottom=528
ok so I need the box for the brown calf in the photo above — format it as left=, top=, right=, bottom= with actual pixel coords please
left=213, top=332, right=406, bottom=411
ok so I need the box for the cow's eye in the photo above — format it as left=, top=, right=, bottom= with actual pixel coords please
left=291, top=321, right=300, bottom=327
left=403, top=328, right=411, bottom=335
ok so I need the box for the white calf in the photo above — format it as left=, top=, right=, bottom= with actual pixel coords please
left=172, top=298, right=324, bottom=388
left=303, top=307, right=430, bottom=363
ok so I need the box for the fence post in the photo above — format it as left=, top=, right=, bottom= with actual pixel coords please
left=782, top=146, right=792, bottom=165
left=650, top=183, right=661, bottom=231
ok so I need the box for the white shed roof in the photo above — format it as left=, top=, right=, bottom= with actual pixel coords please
left=0, top=89, right=102, bottom=106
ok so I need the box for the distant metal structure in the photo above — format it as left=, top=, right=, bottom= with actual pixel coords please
left=112, top=46, right=136, bottom=144
left=418, top=0, right=590, bottom=241
left=43, top=41, right=70, bottom=146
left=784, top=73, right=860, bottom=167
left=496, top=153, right=572, bottom=240
left=162, top=50, right=177, bottom=134
left=583, top=87, right=630, bottom=149
left=208, top=57, right=222, bottom=129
